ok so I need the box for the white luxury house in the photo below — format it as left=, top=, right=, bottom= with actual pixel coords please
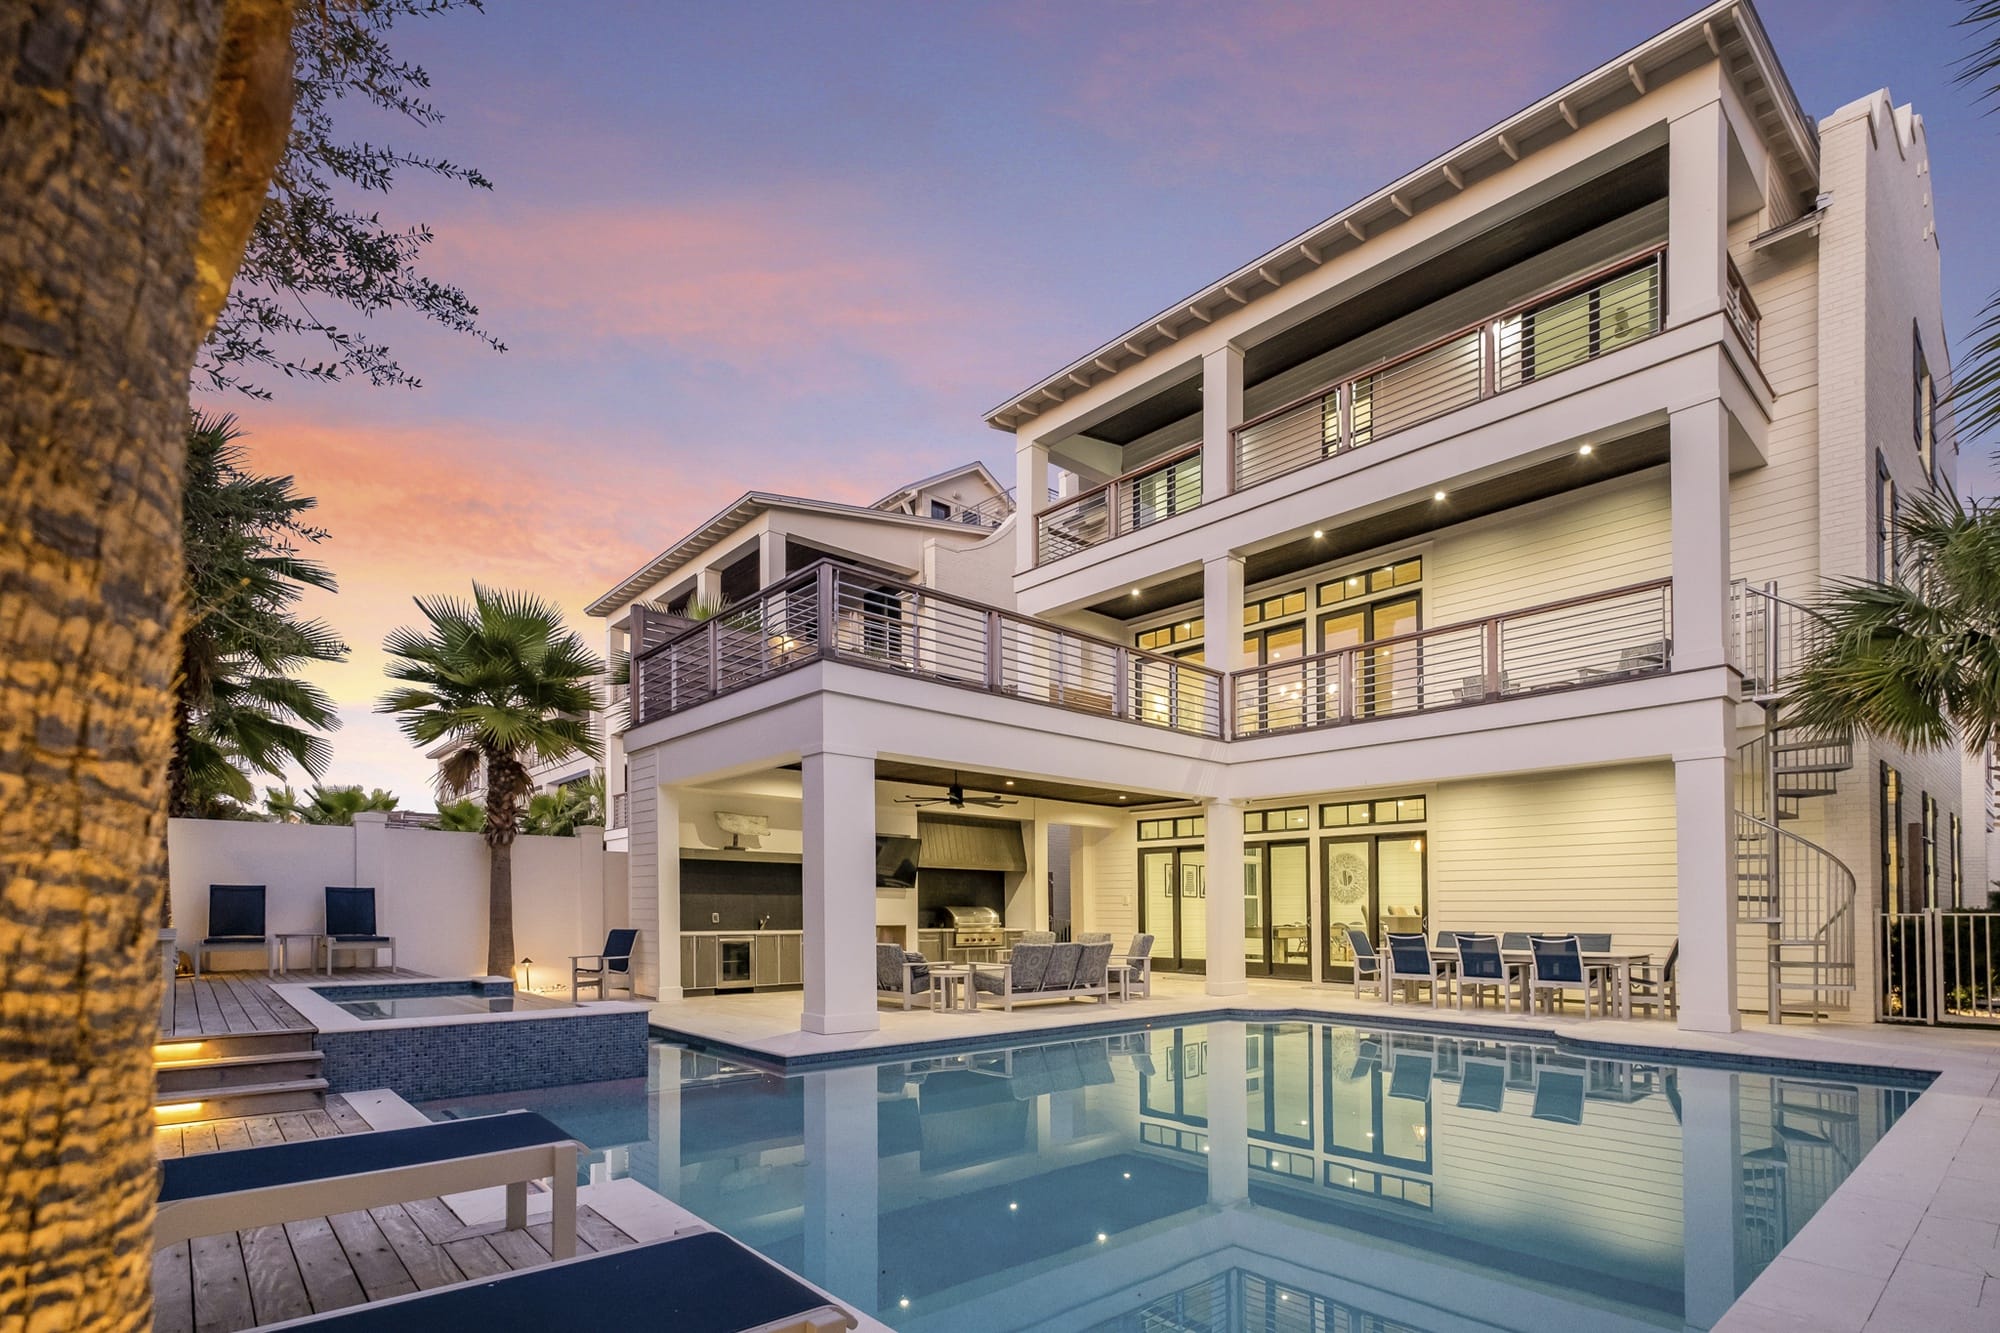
left=619, top=0, right=1977, bottom=1037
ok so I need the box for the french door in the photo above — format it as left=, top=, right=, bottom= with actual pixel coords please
left=1244, top=840, right=1312, bottom=979
left=1139, top=846, right=1207, bottom=974
left=1318, top=594, right=1420, bottom=719
left=1320, top=834, right=1428, bottom=982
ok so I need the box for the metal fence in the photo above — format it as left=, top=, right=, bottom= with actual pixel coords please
left=1879, top=910, right=2000, bottom=1025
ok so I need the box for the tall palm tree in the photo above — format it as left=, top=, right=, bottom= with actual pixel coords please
left=293, top=784, right=400, bottom=826
left=523, top=775, right=606, bottom=837
left=428, top=798, right=486, bottom=832
left=0, top=3, right=293, bottom=1325
left=379, top=586, right=604, bottom=974
left=1785, top=490, right=2000, bottom=755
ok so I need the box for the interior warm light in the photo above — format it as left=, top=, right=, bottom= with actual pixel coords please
left=1578, top=442, right=1594, bottom=455
left=1004, top=780, right=1014, bottom=786
left=1412, top=838, right=1423, bottom=852
left=1312, top=529, right=1325, bottom=539
left=1433, top=490, right=1447, bottom=501
left=1130, top=587, right=1142, bottom=597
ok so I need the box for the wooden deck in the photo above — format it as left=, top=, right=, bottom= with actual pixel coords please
left=153, top=1095, right=637, bottom=1333
left=162, top=968, right=419, bottom=1039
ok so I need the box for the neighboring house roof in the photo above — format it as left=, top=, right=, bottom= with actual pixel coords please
left=869, top=460, right=1007, bottom=510
left=586, top=487, right=995, bottom=618
left=982, top=0, right=1815, bottom=432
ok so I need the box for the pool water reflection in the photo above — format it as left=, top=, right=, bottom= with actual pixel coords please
left=418, top=1021, right=1921, bottom=1332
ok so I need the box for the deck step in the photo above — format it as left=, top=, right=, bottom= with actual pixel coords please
left=153, top=1028, right=317, bottom=1061
left=156, top=1050, right=324, bottom=1095
left=155, top=1077, right=328, bottom=1121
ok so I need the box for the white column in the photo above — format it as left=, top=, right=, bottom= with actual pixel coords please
left=1205, top=1021, right=1249, bottom=1205
left=1012, top=814, right=1051, bottom=932
left=1014, top=431, right=1049, bottom=574
left=757, top=526, right=786, bottom=589
left=804, top=1066, right=879, bottom=1317
left=1202, top=343, right=1244, bottom=505
left=692, top=566, right=722, bottom=609
left=802, top=748, right=880, bottom=1034
left=1670, top=399, right=1732, bottom=672
left=1202, top=554, right=1246, bottom=676
left=1679, top=1067, right=1746, bottom=1328
left=647, top=1042, right=684, bottom=1198
left=1205, top=798, right=1247, bottom=997
left=1676, top=728, right=1740, bottom=1033
left=1668, top=99, right=1729, bottom=327
left=655, top=785, right=683, bottom=1000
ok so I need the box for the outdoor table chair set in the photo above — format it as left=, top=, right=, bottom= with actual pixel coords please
left=1367, top=929, right=1677, bottom=1019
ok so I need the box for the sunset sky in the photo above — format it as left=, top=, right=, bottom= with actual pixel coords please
left=208, top=0, right=2000, bottom=806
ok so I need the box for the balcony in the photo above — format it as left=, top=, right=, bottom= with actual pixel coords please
left=1230, top=249, right=1666, bottom=495
left=632, top=560, right=1226, bottom=739
left=1036, top=445, right=1201, bottom=565
left=1230, top=579, right=1672, bottom=739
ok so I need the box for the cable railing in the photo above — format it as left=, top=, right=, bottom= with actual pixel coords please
left=1731, top=579, right=1827, bottom=699
left=1230, top=249, right=1666, bottom=495
left=632, top=559, right=1225, bottom=738
left=1725, top=257, right=1761, bottom=361
left=1230, top=579, right=1671, bottom=738
left=1036, top=445, right=1202, bottom=564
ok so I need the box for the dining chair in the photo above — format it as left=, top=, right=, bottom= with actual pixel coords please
left=1384, top=932, right=1449, bottom=1008
left=1527, top=934, right=1605, bottom=1016
left=1454, top=932, right=1515, bottom=1012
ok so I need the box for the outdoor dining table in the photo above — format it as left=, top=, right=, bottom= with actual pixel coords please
left=1428, top=946, right=1653, bottom=1019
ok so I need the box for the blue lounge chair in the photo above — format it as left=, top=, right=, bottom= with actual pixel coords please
left=321, top=886, right=395, bottom=974
left=1384, top=932, right=1449, bottom=1007
left=251, top=1229, right=858, bottom=1332
left=1527, top=934, right=1606, bottom=1016
left=1454, top=932, right=1516, bottom=1012
left=1532, top=1069, right=1588, bottom=1125
left=1344, top=927, right=1383, bottom=999
left=156, top=1110, right=581, bottom=1257
left=197, top=884, right=268, bottom=975
left=1458, top=1059, right=1507, bottom=1112
left=571, top=928, right=639, bottom=1001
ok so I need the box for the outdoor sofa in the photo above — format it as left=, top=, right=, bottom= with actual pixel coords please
left=971, top=940, right=1112, bottom=1010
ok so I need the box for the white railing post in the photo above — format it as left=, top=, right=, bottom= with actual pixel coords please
left=1926, top=908, right=1945, bottom=1026
left=984, top=610, right=1003, bottom=691
left=705, top=619, right=720, bottom=700
left=1113, top=647, right=1132, bottom=721
left=1482, top=618, right=1502, bottom=699
left=816, top=563, right=838, bottom=661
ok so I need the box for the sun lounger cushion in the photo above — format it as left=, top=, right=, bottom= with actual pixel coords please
left=256, top=1230, right=853, bottom=1332
left=159, top=1111, right=571, bottom=1204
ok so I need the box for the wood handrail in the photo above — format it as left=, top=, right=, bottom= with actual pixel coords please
left=1036, top=442, right=1203, bottom=524
left=1229, top=577, right=1672, bottom=680
left=1231, top=245, right=1670, bottom=439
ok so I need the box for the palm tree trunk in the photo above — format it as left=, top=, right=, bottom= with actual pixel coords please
left=0, top=3, right=290, bottom=1327
left=483, top=755, right=530, bottom=976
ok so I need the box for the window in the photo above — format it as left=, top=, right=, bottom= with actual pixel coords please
left=930, top=499, right=952, bottom=520
left=1881, top=764, right=1902, bottom=914
left=1245, top=806, right=1310, bottom=834
left=1952, top=812, right=1964, bottom=906
left=1321, top=796, right=1426, bottom=827
left=1139, top=815, right=1206, bottom=841
left=1243, top=589, right=1308, bottom=626
left=1915, top=329, right=1935, bottom=477
left=1318, top=557, right=1423, bottom=608
left=1923, top=793, right=1938, bottom=907
left=1137, top=618, right=1205, bottom=653
left=1876, top=457, right=1898, bottom=581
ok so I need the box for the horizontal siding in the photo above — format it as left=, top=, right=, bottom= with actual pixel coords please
left=625, top=748, right=660, bottom=995
left=1431, top=763, right=1679, bottom=958
left=1081, top=822, right=1141, bottom=942
left=1428, top=469, right=1670, bottom=625
left=1729, top=217, right=1822, bottom=595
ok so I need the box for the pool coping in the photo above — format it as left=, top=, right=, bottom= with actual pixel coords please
left=276, top=976, right=652, bottom=1034
left=648, top=1006, right=1941, bottom=1088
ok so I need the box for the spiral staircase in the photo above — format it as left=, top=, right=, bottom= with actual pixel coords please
left=1733, top=582, right=1858, bottom=1022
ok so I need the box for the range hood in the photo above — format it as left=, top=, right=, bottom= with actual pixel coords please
left=917, top=814, right=1027, bottom=872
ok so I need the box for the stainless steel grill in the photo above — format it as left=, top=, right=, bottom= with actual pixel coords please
left=939, top=905, right=1005, bottom=950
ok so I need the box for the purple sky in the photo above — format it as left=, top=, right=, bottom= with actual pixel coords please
left=211, top=0, right=2000, bottom=805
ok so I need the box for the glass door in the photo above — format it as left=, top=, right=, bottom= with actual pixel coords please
left=1318, top=594, right=1420, bottom=718
left=1320, top=837, right=1377, bottom=983
left=1321, top=832, right=1429, bottom=982
left=1245, top=841, right=1311, bottom=978
left=1140, top=846, right=1207, bottom=974
left=1242, top=622, right=1308, bottom=732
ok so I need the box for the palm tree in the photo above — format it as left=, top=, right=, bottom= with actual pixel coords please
left=0, top=3, right=293, bottom=1324
left=523, top=775, right=606, bottom=837
left=379, top=586, right=604, bottom=973
left=263, top=784, right=308, bottom=823
left=429, top=798, right=486, bottom=832
left=175, top=412, right=346, bottom=817
left=300, top=784, right=400, bottom=826
left=1786, top=490, right=2000, bottom=755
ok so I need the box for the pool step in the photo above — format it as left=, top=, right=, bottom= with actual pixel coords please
left=153, top=1028, right=326, bottom=1120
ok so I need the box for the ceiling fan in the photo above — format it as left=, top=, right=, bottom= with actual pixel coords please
left=897, top=773, right=1019, bottom=809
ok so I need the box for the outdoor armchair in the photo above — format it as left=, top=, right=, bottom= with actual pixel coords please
left=571, top=928, right=639, bottom=1001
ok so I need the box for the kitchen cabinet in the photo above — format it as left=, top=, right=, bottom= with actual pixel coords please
left=778, top=933, right=803, bottom=985
left=753, top=934, right=780, bottom=986
left=916, top=930, right=950, bottom=961
left=681, top=934, right=718, bottom=990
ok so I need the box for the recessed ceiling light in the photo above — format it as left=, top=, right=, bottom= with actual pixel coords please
left=1130, top=587, right=1142, bottom=597
left=1578, top=442, right=1594, bottom=456
left=1312, top=529, right=1324, bottom=539
left=1004, top=779, right=1014, bottom=786
left=1117, top=794, right=1127, bottom=800
left=1433, top=490, right=1447, bottom=501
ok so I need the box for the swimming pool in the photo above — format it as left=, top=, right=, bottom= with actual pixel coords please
left=322, top=987, right=565, bottom=1021
left=419, top=1020, right=1923, bottom=1331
